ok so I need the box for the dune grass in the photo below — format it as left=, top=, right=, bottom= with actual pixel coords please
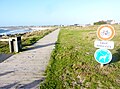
left=40, top=25, right=120, bottom=89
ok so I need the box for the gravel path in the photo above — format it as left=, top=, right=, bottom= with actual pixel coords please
left=0, top=29, right=60, bottom=89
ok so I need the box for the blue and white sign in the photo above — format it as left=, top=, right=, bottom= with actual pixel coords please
left=94, top=49, right=112, bottom=64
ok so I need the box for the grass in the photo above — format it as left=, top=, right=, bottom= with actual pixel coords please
left=0, top=41, right=9, bottom=53
left=0, top=29, right=55, bottom=53
left=22, top=29, right=55, bottom=49
left=40, top=25, right=120, bottom=89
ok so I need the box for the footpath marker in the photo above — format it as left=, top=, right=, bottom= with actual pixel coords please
left=94, top=25, right=115, bottom=68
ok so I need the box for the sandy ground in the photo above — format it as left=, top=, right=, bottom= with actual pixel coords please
left=0, top=29, right=60, bottom=89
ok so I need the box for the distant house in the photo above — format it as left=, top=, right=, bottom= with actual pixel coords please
left=106, top=20, right=115, bottom=24
left=74, top=24, right=80, bottom=26
left=86, top=24, right=91, bottom=26
left=94, top=20, right=117, bottom=25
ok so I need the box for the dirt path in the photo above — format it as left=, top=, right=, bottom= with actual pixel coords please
left=0, top=29, right=60, bottom=89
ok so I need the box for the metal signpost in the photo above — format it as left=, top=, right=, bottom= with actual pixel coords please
left=94, top=25, right=115, bottom=68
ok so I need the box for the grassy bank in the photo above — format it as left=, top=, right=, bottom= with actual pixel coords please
left=0, top=29, right=55, bottom=53
left=40, top=25, right=120, bottom=89
left=0, top=41, right=9, bottom=53
left=22, top=29, right=55, bottom=49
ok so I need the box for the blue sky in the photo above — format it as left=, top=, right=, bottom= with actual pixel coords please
left=0, top=0, right=120, bottom=26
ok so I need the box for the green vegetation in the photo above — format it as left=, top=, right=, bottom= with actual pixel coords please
left=0, top=41, right=9, bottom=53
left=0, top=29, right=55, bottom=53
left=22, top=29, right=55, bottom=49
left=40, top=25, right=120, bottom=89
left=94, top=21, right=107, bottom=25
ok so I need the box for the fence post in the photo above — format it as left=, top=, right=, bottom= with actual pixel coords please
left=9, top=38, right=14, bottom=53
left=13, top=36, right=22, bottom=52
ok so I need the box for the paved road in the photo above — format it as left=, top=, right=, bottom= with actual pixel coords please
left=0, top=29, right=60, bottom=89
left=0, top=54, right=13, bottom=63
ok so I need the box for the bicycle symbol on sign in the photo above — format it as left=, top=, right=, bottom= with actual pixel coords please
left=101, top=30, right=110, bottom=37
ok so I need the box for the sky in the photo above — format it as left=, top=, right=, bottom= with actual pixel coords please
left=0, top=0, right=120, bottom=26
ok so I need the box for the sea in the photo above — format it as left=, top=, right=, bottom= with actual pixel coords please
left=0, top=28, right=31, bottom=35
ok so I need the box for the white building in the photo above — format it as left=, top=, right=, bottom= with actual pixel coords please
left=106, top=20, right=115, bottom=24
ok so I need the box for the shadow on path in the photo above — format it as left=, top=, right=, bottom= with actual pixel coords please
left=0, top=82, right=18, bottom=89
left=18, top=78, right=45, bottom=89
left=0, top=54, right=13, bottom=63
left=0, top=43, right=56, bottom=63
left=0, top=71, right=14, bottom=77
left=23, top=42, right=56, bottom=51
left=0, top=78, right=45, bottom=89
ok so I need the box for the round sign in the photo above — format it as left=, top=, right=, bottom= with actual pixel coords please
left=97, top=25, right=115, bottom=40
left=94, top=49, right=112, bottom=64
